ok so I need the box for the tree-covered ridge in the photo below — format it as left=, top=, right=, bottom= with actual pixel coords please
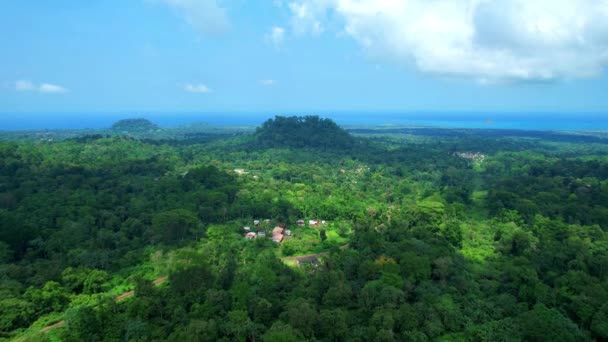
left=254, top=115, right=355, bottom=149
left=110, top=118, right=159, bottom=133
left=1, top=125, right=608, bottom=340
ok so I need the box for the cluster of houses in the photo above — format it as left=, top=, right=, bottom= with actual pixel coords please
left=296, top=219, right=326, bottom=226
left=454, top=152, right=486, bottom=162
left=233, top=168, right=260, bottom=180
left=244, top=222, right=292, bottom=243
left=244, top=219, right=325, bottom=243
left=338, top=166, right=370, bottom=175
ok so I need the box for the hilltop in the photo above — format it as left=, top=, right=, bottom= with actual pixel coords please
left=110, top=118, right=159, bottom=133
left=254, top=115, right=355, bottom=149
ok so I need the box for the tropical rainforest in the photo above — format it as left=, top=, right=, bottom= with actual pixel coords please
left=1, top=116, right=608, bottom=341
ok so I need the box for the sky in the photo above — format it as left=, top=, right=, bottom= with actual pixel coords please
left=1, top=0, right=608, bottom=114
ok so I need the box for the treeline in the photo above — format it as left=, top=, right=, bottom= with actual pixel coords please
left=486, top=157, right=608, bottom=226
left=0, top=137, right=303, bottom=335
left=1, top=118, right=608, bottom=340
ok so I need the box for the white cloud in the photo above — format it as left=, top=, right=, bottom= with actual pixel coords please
left=39, top=83, right=68, bottom=93
left=288, top=0, right=608, bottom=83
left=259, top=79, right=277, bottom=86
left=161, top=0, right=229, bottom=36
left=15, top=80, right=35, bottom=91
left=289, top=0, right=329, bottom=35
left=266, top=26, right=286, bottom=46
left=184, top=83, right=211, bottom=93
left=15, top=80, right=68, bottom=93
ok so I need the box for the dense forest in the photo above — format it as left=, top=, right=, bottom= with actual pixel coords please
left=1, top=116, right=608, bottom=341
left=255, top=116, right=355, bottom=150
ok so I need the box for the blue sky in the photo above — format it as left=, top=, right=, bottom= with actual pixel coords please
left=1, top=0, right=608, bottom=114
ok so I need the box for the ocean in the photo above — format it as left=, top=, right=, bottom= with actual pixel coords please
left=0, top=112, right=607, bottom=131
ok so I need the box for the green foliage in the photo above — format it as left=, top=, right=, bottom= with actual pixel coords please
left=263, top=322, right=303, bottom=342
left=0, top=297, right=34, bottom=332
left=3, top=124, right=608, bottom=340
left=255, top=115, right=355, bottom=150
left=151, top=209, right=200, bottom=243
left=517, top=305, right=585, bottom=341
left=464, top=318, right=522, bottom=341
left=24, top=281, right=70, bottom=315
left=111, top=118, right=158, bottom=133
left=82, top=270, right=111, bottom=294
left=591, top=303, right=608, bottom=338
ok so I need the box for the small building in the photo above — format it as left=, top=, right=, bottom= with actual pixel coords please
left=272, top=227, right=284, bottom=235
left=257, top=231, right=266, bottom=238
left=272, top=234, right=284, bottom=243
left=296, top=219, right=305, bottom=226
left=285, top=229, right=292, bottom=236
left=253, top=220, right=260, bottom=226
left=296, top=255, right=320, bottom=267
left=244, top=226, right=251, bottom=232
left=309, top=220, right=320, bottom=226
left=245, top=232, right=256, bottom=239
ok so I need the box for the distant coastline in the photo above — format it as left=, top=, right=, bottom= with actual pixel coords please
left=1, top=112, right=607, bottom=131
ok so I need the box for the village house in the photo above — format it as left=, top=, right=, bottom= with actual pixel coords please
left=245, top=232, right=256, bottom=239
left=454, top=152, right=486, bottom=161
left=296, top=219, right=305, bottom=226
left=272, top=234, right=284, bottom=243
left=272, top=226, right=285, bottom=243
left=254, top=220, right=260, bottom=226
left=296, top=255, right=320, bottom=267
left=243, top=226, right=251, bottom=232
left=309, top=220, right=320, bottom=226
left=257, top=231, right=266, bottom=238
left=285, top=229, right=292, bottom=237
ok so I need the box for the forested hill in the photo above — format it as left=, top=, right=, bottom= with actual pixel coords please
left=110, top=118, right=159, bottom=133
left=254, top=115, right=355, bottom=149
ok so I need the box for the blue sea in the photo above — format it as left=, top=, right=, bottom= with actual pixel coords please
left=0, top=112, right=607, bottom=131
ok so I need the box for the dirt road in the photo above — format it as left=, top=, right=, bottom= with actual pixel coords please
left=39, top=276, right=168, bottom=334
left=280, top=244, right=349, bottom=264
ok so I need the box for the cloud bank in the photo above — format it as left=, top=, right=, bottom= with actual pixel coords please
left=161, top=0, right=229, bottom=36
left=15, top=80, right=68, bottom=93
left=288, top=0, right=608, bottom=82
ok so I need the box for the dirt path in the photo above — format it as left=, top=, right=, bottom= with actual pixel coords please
left=152, top=276, right=168, bottom=285
left=39, top=276, right=168, bottom=334
left=38, top=244, right=350, bottom=334
left=40, top=320, right=65, bottom=333
left=114, top=276, right=168, bottom=302
left=280, top=251, right=330, bottom=262
left=114, top=290, right=135, bottom=302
